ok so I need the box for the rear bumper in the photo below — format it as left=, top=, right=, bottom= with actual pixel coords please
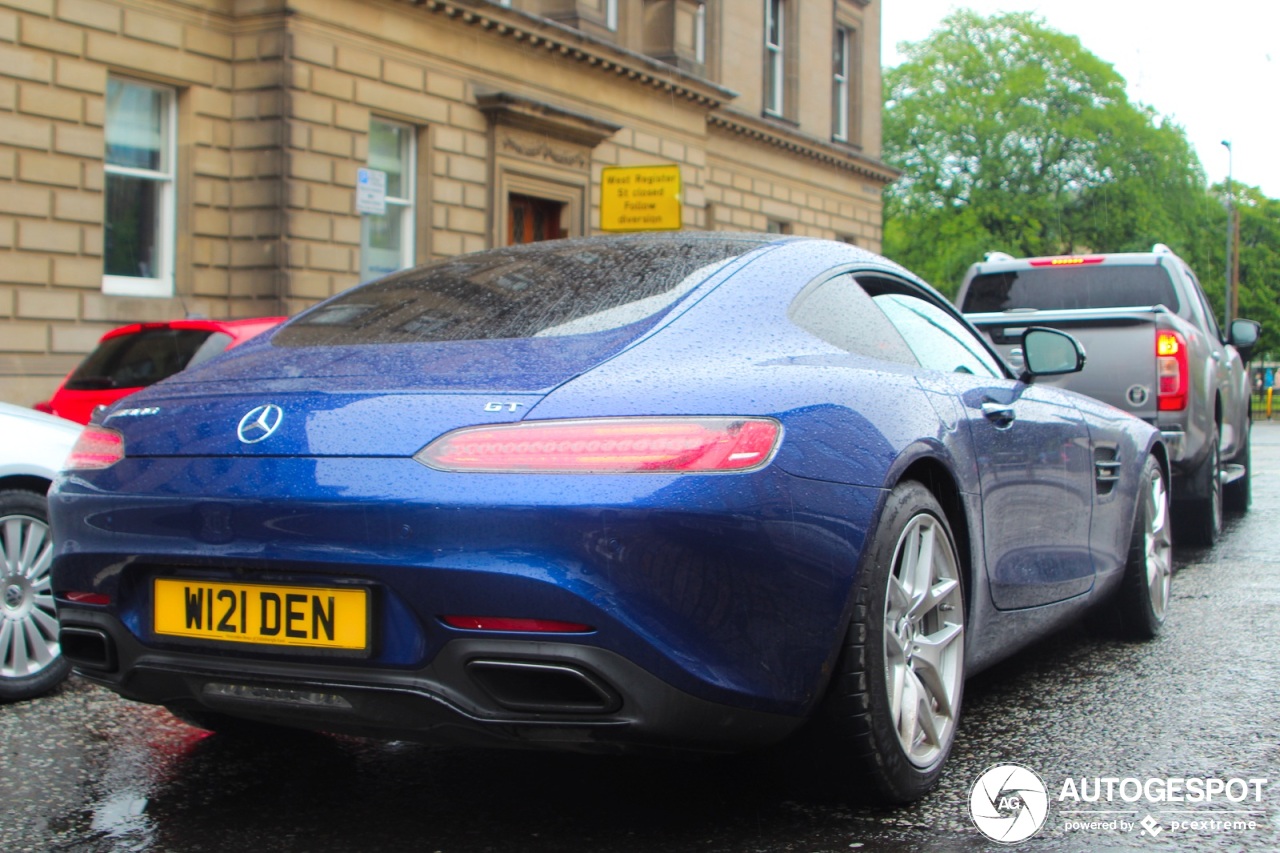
left=51, top=457, right=879, bottom=717
left=57, top=607, right=801, bottom=753
left=1160, top=428, right=1186, bottom=462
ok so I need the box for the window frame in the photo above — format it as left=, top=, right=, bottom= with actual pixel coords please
left=102, top=76, right=178, bottom=298
left=360, top=116, right=417, bottom=284
left=832, top=25, right=851, bottom=142
left=764, top=0, right=786, bottom=117
left=694, top=1, right=707, bottom=65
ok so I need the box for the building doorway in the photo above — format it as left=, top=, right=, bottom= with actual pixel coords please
left=508, top=194, right=565, bottom=244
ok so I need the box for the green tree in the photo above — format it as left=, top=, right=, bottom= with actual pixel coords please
left=1228, top=186, right=1280, bottom=359
left=1168, top=183, right=1278, bottom=360
left=882, top=10, right=1207, bottom=293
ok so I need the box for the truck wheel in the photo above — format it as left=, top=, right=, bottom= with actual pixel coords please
left=1176, top=428, right=1221, bottom=547
left=1223, top=422, right=1251, bottom=513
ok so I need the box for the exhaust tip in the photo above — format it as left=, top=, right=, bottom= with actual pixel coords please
left=60, top=627, right=116, bottom=671
left=467, top=659, right=620, bottom=714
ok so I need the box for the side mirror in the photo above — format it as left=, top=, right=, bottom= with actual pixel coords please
left=1020, top=327, right=1086, bottom=383
left=1230, top=318, right=1261, bottom=361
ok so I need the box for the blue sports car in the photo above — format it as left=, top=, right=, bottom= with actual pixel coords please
left=50, top=234, right=1170, bottom=803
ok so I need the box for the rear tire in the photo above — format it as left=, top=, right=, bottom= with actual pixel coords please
left=1115, top=456, right=1173, bottom=640
left=814, top=481, right=966, bottom=804
left=1175, top=428, right=1221, bottom=547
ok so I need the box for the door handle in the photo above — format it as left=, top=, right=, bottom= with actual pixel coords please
left=981, top=401, right=1016, bottom=427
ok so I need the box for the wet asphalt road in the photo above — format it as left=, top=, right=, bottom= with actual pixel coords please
left=4, top=425, right=1280, bottom=852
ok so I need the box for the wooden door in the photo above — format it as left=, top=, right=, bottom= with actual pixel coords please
left=508, top=194, right=564, bottom=244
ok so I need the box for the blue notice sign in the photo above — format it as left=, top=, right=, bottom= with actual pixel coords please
left=356, top=168, right=387, bottom=215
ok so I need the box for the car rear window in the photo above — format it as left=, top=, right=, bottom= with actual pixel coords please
left=274, top=236, right=764, bottom=347
left=65, top=329, right=231, bottom=390
left=961, top=265, right=1180, bottom=313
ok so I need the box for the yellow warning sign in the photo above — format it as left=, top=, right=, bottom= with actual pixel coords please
left=600, top=165, right=682, bottom=232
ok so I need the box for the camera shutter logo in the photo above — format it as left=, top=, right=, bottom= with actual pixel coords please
left=969, top=764, right=1050, bottom=844
left=237, top=404, right=284, bottom=444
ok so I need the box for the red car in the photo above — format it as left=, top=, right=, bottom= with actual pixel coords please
left=35, top=317, right=285, bottom=424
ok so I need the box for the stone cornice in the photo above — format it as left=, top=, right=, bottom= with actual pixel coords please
left=709, top=109, right=902, bottom=185
left=476, top=91, right=622, bottom=148
left=400, top=0, right=738, bottom=108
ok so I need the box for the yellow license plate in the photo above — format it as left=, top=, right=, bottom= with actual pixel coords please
left=154, top=579, right=369, bottom=651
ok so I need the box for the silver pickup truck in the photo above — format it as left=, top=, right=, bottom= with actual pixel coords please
left=957, top=244, right=1260, bottom=546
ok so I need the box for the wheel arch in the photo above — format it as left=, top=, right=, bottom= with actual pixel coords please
left=0, top=475, right=53, bottom=498
left=895, top=458, right=973, bottom=618
left=809, top=455, right=974, bottom=715
left=1131, top=436, right=1172, bottom=549
left=1149, top=438, right=1172, bottom=487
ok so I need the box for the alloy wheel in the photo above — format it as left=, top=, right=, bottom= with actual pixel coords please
left=883, top=512, right=965, bottom=768
left=1144, top=472, right=1174, bottom=620
left=0, top=513, right=60, bottom=680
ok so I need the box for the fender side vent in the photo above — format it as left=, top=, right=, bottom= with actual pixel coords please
left=1094, top=446, right=1121, bottom=495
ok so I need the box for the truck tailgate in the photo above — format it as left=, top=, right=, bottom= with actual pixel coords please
left=967, top=308, right=1159, bottom=420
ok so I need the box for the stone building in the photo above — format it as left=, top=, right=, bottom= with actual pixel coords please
left=0, top=0, right=897, bottom=405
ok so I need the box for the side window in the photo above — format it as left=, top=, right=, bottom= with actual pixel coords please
left=789, top=274, right=916, bottom=364
left=873, top=292, right=1003, bottom=377
left=1184, top=266, right=1222, bottom=341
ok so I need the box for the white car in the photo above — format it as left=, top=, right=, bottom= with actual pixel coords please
left=0, top=401, right=81, bottom=701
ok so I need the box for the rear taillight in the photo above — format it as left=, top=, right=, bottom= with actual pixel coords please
left=1156, top=331, right=1189, bottom=411
left=64, top=426, right=125, bottom=470
left=416, top=417, right=781, bottom=474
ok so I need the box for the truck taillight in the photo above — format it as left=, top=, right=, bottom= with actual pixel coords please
left=1156, top=331, right=1188, bottom=411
